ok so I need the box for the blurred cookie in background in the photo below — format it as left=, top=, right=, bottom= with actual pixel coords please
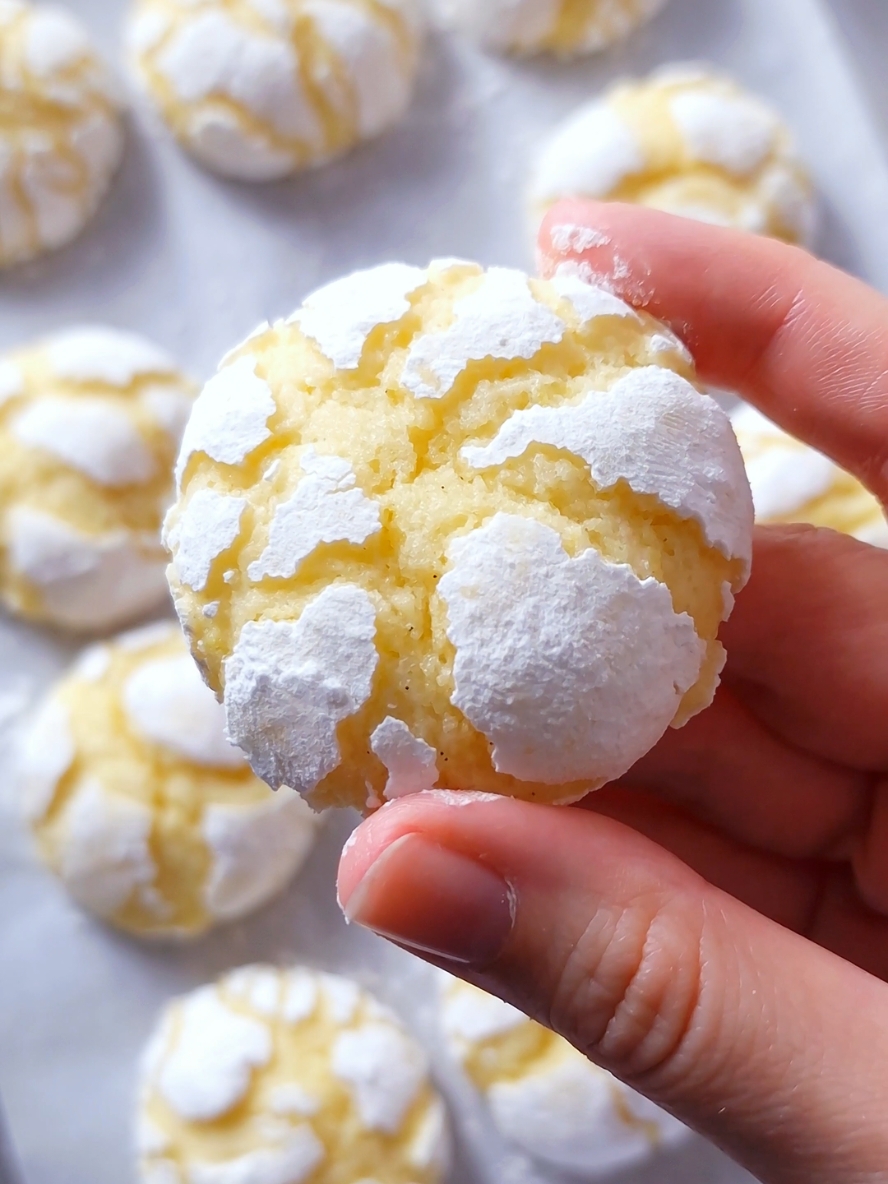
left=137, top=965, right=450, bottom=1182
left=0, top=0, right=125, bottom=268
left=0, top=326, right=196, bottom=631
left=20, top=622, right=318, bottom=938
left=126, top=0, right=425, bottom=181
left=530, top=65, right=817, bottom=246
left=436, top=0, right=667, bottom=58
left=732, top=403, right=888, bottom=546
left=439, top=975, right=689, bottom=1176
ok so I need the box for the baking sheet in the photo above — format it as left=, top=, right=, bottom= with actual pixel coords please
left=1, top=0, right=887, bottom=1180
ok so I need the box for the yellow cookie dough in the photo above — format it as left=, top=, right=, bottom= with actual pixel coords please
left=0, top=326, right=196, bottom=631
left=531, top=65, right=816, bottom=245
left=439, top=977, right=687, bottom=1175
left=126, top=0, right=424, bottom=181
left=0, top=0, right=125, bottom=268
left=136, top=965, right=450, bottom=1184
left=166, top=259, right=753, bottom=813
left=733, top=404, right=888, bottom=546
left=20, top=622, right=317, bottom=937
left=436, top=0, right=666, bottom=58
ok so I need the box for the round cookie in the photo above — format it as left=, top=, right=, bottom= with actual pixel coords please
left=20, top=622, right=317, bottom=937
left=136, top=965, right=450, bottom=1184
left=531, top=65, right=816, bottom=245
left=435, top=0, right=666, bottom=58
left=0, top=0, right=125, bottom=268
left=126, top=0, right=425, bottom=182
left=733, top=404, right=888, bottom=547
left=439, top=976, right=687, bottom=1175
left=166, top=260, right=753, bottom=813
left=0, top=326, right=196, bottom=631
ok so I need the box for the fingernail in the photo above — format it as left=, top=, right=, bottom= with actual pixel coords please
left=341, top=833, right=515, bottom=966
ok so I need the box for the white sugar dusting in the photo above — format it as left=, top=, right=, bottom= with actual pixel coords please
left=167, top=488, right=247, bottom=592
left=462, top=366, right=754, bottom=573
left=331, top=1022, right=428, bottom=1134
left=550, top=272, right=639, bottom=323
left=176, top=356, right=276, bottom=485
left=20, top=696, right=75, bottom=823
left=438, top=514, right=705, bottom=789
left=290, top=263, right=426, bottom=370
left=670, top=91, right=778, bottom=176
left=45, top=328, right=175, bottom=386
left=224, top=584, right=378, bottom=793
left=123, top=654, right=245, bottom=769
left=531, top=102, right=644, bottom=203
left=401, top=268, right=566, bottom=400
left=370, top=716, right=439, bottom=799
left=202, top=794, right=316, bottom=921
left=248, top=448, right=381, bottom=581
left=187, top=1127, right=324, bottom=1184
left=157, top=986, right=273, bottom=1121
left=12, top=396, right=157, bottom=487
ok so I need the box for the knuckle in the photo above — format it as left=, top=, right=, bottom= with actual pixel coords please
left=549, top=889, right=709, bottom=1083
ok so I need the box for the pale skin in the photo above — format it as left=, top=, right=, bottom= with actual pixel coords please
left=337, top=200, right=888, bottom=1184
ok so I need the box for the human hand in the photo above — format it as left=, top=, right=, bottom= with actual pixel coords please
left=338, top=201, right=888, bottom=1184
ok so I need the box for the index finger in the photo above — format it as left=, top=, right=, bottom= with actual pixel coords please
left=539, top=199, right=888, bottom=503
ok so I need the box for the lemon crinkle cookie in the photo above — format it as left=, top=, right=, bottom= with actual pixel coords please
left=0, top=0, right=124, bottom=267
left=167, top=260, right=753, bottom=812
left=136, top=965, right=450, bottom=1184
left=0, top=326, right=196, bottom=631
left=531, top=65, right=816, bottom=245
left=439, top=976, right=687, bottom=1175
left=733, top=404, right=888, bottom=547
left=126, top=0, right=424, bottom=181
left=20, top=622, right=317, bottom=937
left=436, top=0, right=666, bottom=58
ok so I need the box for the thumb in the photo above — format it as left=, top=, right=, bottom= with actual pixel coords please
left=338, top=792, right=888, bottom=1184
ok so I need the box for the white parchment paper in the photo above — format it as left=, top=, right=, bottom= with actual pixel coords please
left=1, top=0, right=886, bottom=1181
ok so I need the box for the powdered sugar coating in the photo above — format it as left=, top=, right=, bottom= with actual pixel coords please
left=158, top=987, right=273, bottom=1120
left=440, top=976, right=687, bottom=1175
left=732, top=404, right=888, bottom=545
left=0, top=327, right=194, bottom=630
left=531, top=102, right=644, bottom=202
left=462, top=366, right=754, bottom=575
left=58, top=777, right=157, bottom=918
left=0, top=2, right=124, bottom=268
left=332, top=1023, right=429, bottom=1133
left=248, top=448, right=381, bottom=581
left=11, top=397, right=157, bottom=487
left=436, top=0, right=666, bottom=57
left=290, top=264, right=427, bottom=370
left=550, top=271, right=641, bottom=323
left=439, top=514, right=705, bottom=790
left=19, top=695, right=75, bottom=823
left=670, top=90, right=778, bottom=175
left=530, top=67, right=816, bottom=246
left=128, top=0, right=424, bottom=181
left=202, top=793, right=317, bottom=921
left=224, top=584, right=379, bottom=795
left=124, top=652, right=246, bottom=768
left=137, top=967, right=448, bottom=1184
left=46, top=328, right=176, bottom=386
left=25, top=626, right=316, bottom=937
left=5, top=506, right=169, bottom=631
left=401, top=267, right=566, bottom=400
left=371, top=717, right=439, bottom=799
left=166, top=489, right=248, bottom=592
left=0, top=361, right=24, bottom=404
left=177, top=356, right=276, bottom=485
